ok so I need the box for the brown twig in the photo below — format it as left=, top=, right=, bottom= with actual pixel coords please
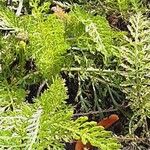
left=72, top=107, right=117, bottom=117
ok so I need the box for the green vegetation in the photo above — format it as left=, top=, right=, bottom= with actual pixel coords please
left=0, top=0, right=150, bottom=149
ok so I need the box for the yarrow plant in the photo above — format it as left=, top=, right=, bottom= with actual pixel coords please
left=119, top=12, right=150, bottom=136
left=0, top=1, right=121, bottom=150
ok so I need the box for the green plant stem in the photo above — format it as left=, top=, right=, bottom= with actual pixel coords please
left=107, top=85, right=130, bottom=118
left=61, top=67, right=116, bottom=73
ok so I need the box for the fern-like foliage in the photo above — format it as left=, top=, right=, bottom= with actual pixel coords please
left=119, top=13, right=150, bottom=134
left=0, top=81, right=26, bottom=108
left=63, top=6, right=124, bottom=112
left=66, top=6, right=122, bottom=64
left=25, top=14, right=68, bottom=79
left=0, top=78, right=121, bottom=150
left=0, top=2, right=18, bottom=30
left=105, top=0, right=143, bottom=15
left=0, top=2, right=69, bottom=108
left=68, top=117, right=120, bottom=150
left=1, top=1, right=68, bottom=80
left=0, top=104, right=32, bottom=149
left=0, top=2, right=121, bottom=150
left=20, top=0, right=68, bottom=79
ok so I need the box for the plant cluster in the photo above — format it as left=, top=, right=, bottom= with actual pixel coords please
left=0, top=1, right=121, bottom=150
left=0, top=0, right=150, bottom=149
left=119, top=13, right=150, bottom=135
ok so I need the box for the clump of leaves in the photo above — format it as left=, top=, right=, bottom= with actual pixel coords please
left=66, top=6, right=122, bottom=63
left=20, top=0, right=68, bottom=79
left=63, top=6, right=124, bottom=112
left=0, top=2, right=121, bottom=150
left=0, top=78, right=121, bottom=150
left=26, top=15, right=68, bottom=79
left=119, top=13, right=150, bottom=136
left=0, top=1, right=68, bottom=106
left=105, top=0, right=143, bottom=15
